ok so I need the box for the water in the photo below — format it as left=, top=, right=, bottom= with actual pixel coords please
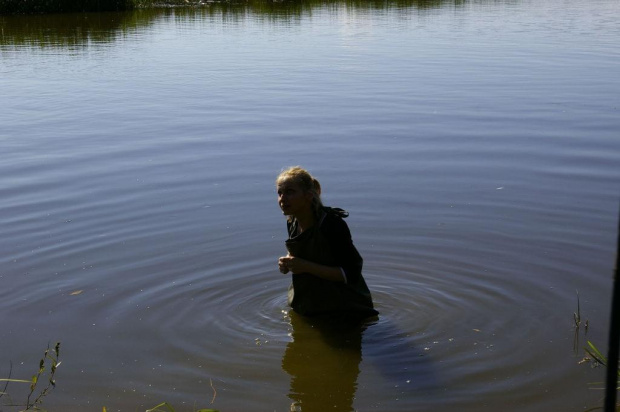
left=1, top=1, right=619, bottom=411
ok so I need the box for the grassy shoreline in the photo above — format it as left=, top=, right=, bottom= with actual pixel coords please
left=3, top=0, right=460, bottom=15
left=2, top=0, right=450, bottom=15
left=0, top=0, right=208, bottom=14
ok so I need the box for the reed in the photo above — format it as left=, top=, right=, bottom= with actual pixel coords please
left=0, top=342, right=61, bottom=411
left=143, top=402, right=219, bottom=412
left=574, top=291, right=590, bottom=355
left=2, top=342, right=220, bottom=412
left=573, top=294, right=620, bottom=412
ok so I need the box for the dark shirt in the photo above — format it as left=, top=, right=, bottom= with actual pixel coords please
left=285, top=207, right=378, bottom=318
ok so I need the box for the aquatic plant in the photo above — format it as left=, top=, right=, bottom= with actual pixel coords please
left=0, top=342, right=61, bottom=411
left=1, top=342, right=219, bottom=412
left=573, top=291, right=590, bottom=354
left=143, top=402, right=219, bottom=412
left=573, top=294, right=620, bottom=412
left=103, top=401, right=219, bottom=412
left=581, top=340, right=620, bottom=385
left=141, top=377, right=219, bottom=411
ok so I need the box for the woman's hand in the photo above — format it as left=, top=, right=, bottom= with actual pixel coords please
left=279, top=255, right=311, bottom=275
left=278, top=256, right=345, bottom=283
left=278, top=255, right=290, bottom=274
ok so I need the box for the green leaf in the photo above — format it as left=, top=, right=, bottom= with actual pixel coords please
left=30, top=374, right=39, bottom=391
left=0, top=378, right=32, bottom=383
left=145, top=402, right=176, bottom=412
left=585, top=341, right=607, bottom=365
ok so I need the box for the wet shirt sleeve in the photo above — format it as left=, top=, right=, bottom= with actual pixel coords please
left=322, top=215, right=364, bottom=284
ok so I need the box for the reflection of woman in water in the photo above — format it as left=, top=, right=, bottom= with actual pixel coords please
left=282, top=311, right=367, bottom=412
left=276, top=166, right=378, bottom=320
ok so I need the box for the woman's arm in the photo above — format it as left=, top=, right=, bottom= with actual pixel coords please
left=322, top=215, right=363, bottom=283
left=278, top=255, right=346, bottom=283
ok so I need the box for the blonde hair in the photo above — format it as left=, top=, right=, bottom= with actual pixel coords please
left=276, top=166, right=324, bottom=218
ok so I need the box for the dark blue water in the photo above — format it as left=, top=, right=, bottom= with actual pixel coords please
left=1, top=1, right=619, bottom=411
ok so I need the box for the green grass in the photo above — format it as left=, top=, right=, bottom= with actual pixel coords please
left=1, top=0, right=463, bottom=15
left=0, top=0, right=157, bottom=14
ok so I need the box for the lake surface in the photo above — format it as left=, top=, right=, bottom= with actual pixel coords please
left=1, top=1, right=619, bottom=411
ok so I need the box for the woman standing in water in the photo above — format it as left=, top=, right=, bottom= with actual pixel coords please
left=276, top=166, right=378, bottom=319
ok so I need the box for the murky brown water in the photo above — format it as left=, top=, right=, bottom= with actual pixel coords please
left=1, top=1, right=619, bottom=411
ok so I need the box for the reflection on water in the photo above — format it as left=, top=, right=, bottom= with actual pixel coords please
left=0, top=11, right=150, bottom=48
left=282, top=312, right=367, bottom=412
left=282, top=311, right=441, bottom=412
left=1, top=0, right=619, bottom=410
left=1, top=0, right=460, bottom=48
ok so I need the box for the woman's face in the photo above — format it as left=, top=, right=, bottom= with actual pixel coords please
left=277, top=178, right=312, bottom=217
